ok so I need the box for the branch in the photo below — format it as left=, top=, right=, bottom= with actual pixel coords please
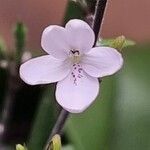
left=92, top=0, right=108, bottom=45
left=45, top=109, right=69, bottom=150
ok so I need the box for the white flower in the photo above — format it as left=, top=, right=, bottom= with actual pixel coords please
left=20, top=19, right=123, bottom=113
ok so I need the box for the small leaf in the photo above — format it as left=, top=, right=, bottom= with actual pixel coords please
left=123, top=39, right=136, bottom=47
left=48, top=134, right=62, bottom=150
left=98, top=38, right=113, bottom=46
left=97, top=36, right=136, bottom=51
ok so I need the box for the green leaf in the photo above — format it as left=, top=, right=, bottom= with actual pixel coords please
left=110, top=45, right=150, bottom=150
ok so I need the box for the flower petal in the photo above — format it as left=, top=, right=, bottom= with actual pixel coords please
left=20, top=55, right=71, bottom=85
left=56, top=66, right=99, bottom=113
left=41, top=25, right=70, bottom=60
left=65, top=19, right=95, bottom=54
left=81, top=47, right=123, bottom=77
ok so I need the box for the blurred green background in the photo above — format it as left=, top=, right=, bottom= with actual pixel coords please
left=0, top=0, right=150, bottom=150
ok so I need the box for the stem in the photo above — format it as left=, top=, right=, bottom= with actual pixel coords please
left=45, top=109, right=69, bottom=150
left=0, top=62, right=19, bottom=141
left=92, top=0, right=108, bottom=45
left=44, top=0, right=108, bottom=149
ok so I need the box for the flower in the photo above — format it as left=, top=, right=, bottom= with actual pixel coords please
left=20, top=19, right=123, bottom=113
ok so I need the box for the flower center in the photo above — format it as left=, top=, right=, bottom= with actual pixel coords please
left=69, top=50, right=81, bottom=64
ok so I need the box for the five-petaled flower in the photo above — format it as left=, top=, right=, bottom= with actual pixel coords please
left=20, top=19, right=123, bottom=113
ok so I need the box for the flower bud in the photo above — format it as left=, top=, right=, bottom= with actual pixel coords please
left=111, top=35, right=126, bottom=51
left=16, top=144, right=27, bottom=150
left=48, top=134, right=61, bottom=150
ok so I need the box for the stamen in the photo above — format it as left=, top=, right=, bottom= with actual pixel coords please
left=69, top=50, right=81, bottom=64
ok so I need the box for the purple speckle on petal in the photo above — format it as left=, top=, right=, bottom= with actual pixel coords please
left=78, top=74, right=83, bottom=78
left=72, top=64, right=84, bottom=86
left=78, top=68, right=82, bottom=73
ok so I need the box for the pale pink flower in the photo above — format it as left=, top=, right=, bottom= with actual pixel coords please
left=20, top=19, right=123, bottom=113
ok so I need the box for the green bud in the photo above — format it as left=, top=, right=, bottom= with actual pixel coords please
left=49, top=134, right=62, bottom=150
left=14, top=22, right=27, bottom=64
left=98, top=36, right=136, bottom=51
left=16, top=144, right=27, bottom=150
left=0, top=37, right=6, bottom=59
left=111, top=35, right=126, bottom=51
